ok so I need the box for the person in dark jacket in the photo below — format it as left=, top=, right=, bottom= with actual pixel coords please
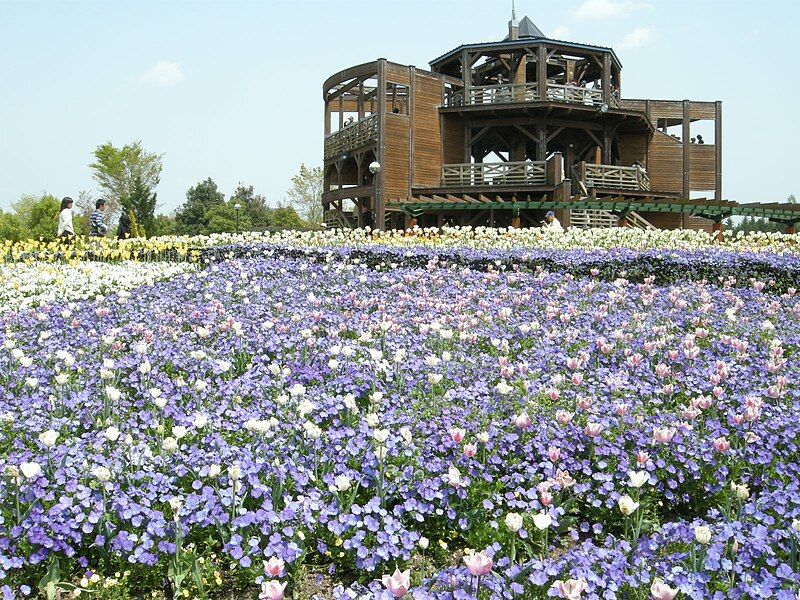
left=117, top=211, right=131, bottom=239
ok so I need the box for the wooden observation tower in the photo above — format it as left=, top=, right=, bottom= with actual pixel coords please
left=322, top=13, right=800, bottom=232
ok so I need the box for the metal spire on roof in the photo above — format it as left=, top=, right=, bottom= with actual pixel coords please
left=512, top=0, right=516, bottom=21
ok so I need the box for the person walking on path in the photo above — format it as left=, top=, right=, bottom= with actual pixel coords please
left=90, top=199, right=108, bottom=237
left=57, top=197, right=75, bottom=240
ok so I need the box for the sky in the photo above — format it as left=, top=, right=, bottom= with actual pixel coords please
left=1, top=0, right=798, bottom=214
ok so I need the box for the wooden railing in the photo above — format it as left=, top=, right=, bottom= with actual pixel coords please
left=445, top=83, right=540, bottom=107
left=546, top=84, right=604, bottom=106
left=441, top=161, right=547, bottom=186
left=444, top=83, right=620, bottom=108
left=584, top=164, right=650, bottom=191
left=324, top=115, right=378, bottom=160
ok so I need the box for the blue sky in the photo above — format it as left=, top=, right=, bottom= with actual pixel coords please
left=1, top=0, right=798, bottom=213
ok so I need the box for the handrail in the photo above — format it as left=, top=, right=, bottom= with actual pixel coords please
left=584, top=163, right=650, bottom=191
left=445, top=83, right=539, bottom=107
left=546, top=84, right=604, bottom=106
left=444, top=83, right=619, bottom=109
left=324, top=114, right=378, bottom=159
left=441, top=161, right=547, bottom=186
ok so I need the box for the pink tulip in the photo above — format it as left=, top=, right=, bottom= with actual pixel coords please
left=584, top=423, right=602, bottom=438
left=548, top=388, right=561, bottom=401
left=449, top=428, right=466, bottom=444
left=381, top=568, right=411, bottom=598
left=571, top=373, right=583, bottom=386
left=577, top=397, right=593, bottom=411
left=548, top=446, right=561, bottom=462
left=263, top=557, right=285, bottom=578
left=259, top=580, right=287, bottom=600
left=650, top=579, right=678, bottom=600
left=463, top=443, right=477, bottom=458
left=540, top=490, right=553, bottom=506
left=553, top=577, right=589, bottom=599
left=566, top=357, right=580, bottom=371
left=732, top=414, right=745, bottom=426
left=514, top=413, right=532, bottom=429
left=463, top=552, right=493, bottom=576
left=655, top=364, right=670, bottom=378
left=615, top=404, right=628, bottom=417
left=653, top=427, right=676, bottom=444
left=636, top=451, right=650, bottom=465
left=555, top=410, right=574, bottom=425
left=713, top=436, right=730, bottom=453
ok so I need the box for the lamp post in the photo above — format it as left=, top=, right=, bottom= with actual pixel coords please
left=234, top=203, right=241, bottom=234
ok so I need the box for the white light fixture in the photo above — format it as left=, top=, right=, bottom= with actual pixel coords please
left=369, top=161, right=381, bottom=174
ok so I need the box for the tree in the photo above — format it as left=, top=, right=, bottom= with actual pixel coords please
left=174, top=178, right=226, bottom=235
left=0, top=210, right=23, bottom=241
left=150, top=214, right=177, bottom=237
left=272, top=204, right=307, bottom=229
left=205, top=203, right=252, bottom=233
left=285, top=164, right=323, bottom=224
left=122, top=175, right=157, bottom=236
left=12, top=193, right=61, bottom=241
left=89, top=141, right=163, bottom=221
left=231, top=184, right=271, bottom=229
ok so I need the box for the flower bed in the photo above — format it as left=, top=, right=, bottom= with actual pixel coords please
left=1, top=250, right=800, bottom=598
left=0, top=261, right=196, bottom=313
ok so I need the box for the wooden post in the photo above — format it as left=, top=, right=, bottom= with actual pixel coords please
left=511, top=215, right=521, bottom=228
left=376, top=59, right=387, bottom=230
left=682, top=100, right=691, bottom=200
left=324, top=98, right=331, bottom=135
left=358, top=82, right=365, bottom=119
left=715, top=101, right=723, bottom=200
left=537, top=45, right=547, bottom=101
left=406, top=215, right=417, bottom=229
left=461, top=49, right=472, bottom=102
left=602, top=54, right=611, bottom=104
left=603, top=127, right=612, bottom=163
left=712, top=220, right=723, bottom=240
left=536, top=119, right=547, bottom=160
left=787, top=223, right=796, bottom=235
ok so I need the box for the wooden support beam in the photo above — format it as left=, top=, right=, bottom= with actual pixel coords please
left=537, top=46, right=547, bottom=104
left=715, top=101, right=723, bottom=200
left=682, top=99, right=691, bottom=203
left=602, top=54, right=611, bottom=104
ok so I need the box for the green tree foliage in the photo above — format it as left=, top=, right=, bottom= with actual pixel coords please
left=285, top=164, right=323, bottom=224
left=0, top=210, right=23, bottom=242
left=89, top=141, right=163, bottom=221
left=150, top=214, right=177, bottom=237
left=122, top=175, right=157, bottom=236
left=12, top=193, right=61, bottom=241
left=205, top=203, right=252, bottom=233
left=230, top=184, right=271, bottom=229
left=174, top=178, right=226, bottom=235
left=272, top=204, right=307, bottom=229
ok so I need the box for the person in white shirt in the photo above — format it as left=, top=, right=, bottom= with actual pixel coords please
left=543, top=210, right=563, bottom=231
left=57, top=196, right=75, bottom=240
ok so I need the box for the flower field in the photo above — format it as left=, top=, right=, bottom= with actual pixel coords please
left=2, top=229, right=800, bottom=599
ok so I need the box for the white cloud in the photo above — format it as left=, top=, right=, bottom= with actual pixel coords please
left=574, top=0, right=647, bottom=20
left=618, top=26, right=654, bottom=49
left=550, top=25, right=570, bottom=39
left=139, top=61, right=184, bottom=87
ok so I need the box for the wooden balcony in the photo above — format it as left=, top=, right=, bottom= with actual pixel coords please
left=442, top=161, right=547, bottom=186
left=444, top=83, right=618, bottom=109
left=324, top=114, right=378, bottom=160
left=583, top=163, right=650, bottom=191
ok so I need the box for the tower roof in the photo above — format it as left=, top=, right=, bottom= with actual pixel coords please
left=514, top=16, right=545, bottom=39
